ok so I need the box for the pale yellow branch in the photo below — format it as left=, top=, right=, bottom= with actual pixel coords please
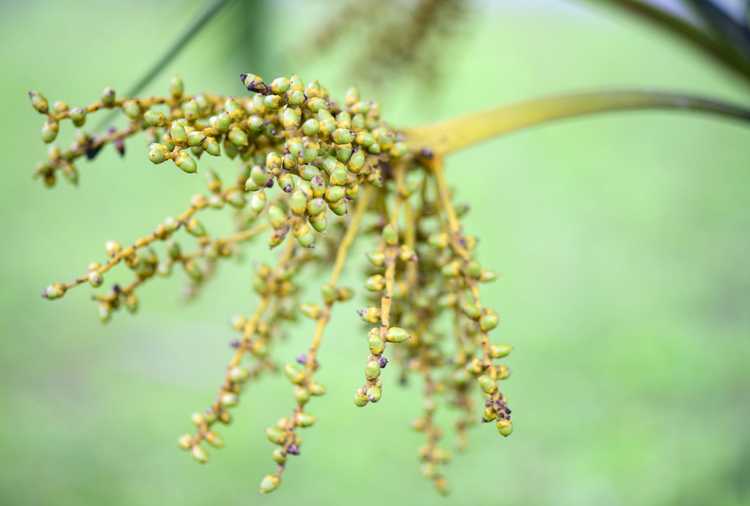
left=406, top=90, right=750, bottom=156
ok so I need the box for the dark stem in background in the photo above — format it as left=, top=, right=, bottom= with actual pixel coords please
left=95, top=0, right=236, bottom=131
left=585, top=0, right=750, bottom=87
left=685, top=0, right=750, bottom=59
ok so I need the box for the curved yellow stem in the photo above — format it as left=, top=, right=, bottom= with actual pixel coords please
left=405, top=90, right=750, bottom=156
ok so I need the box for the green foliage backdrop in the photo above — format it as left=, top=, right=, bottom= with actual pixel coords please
left=0, top=1, right=748, bottom=505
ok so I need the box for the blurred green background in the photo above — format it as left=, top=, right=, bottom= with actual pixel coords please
left=1, top=1, right=749, bottom=505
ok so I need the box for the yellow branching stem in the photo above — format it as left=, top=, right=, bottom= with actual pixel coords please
left=93, top=220, right=268, bottom=309
left=406, top=90, right=750, bottom=156
left=430, top=157, right=512, bottom=434
left=181, top=239, right=300, bottom=463
left=32, top=92, right=187, bottom=185
left=354, top=164, right=417, bottom=407
left=42, top=181, right=268, bottom=321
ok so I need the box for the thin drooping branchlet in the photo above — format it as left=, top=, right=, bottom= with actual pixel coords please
left=40, top=182, right=269, bottom=321
left=180, top=239, right=304, bottom=465
left=414, top=370, right=451, bottom=495
left=260, top=188, right=374, bottom=493
left=348, top=159, right=508, bottom=493
left=397, top=174, right=455, bottom=494
left=29, top=73, right=512, bottom=495
left=354, top=165, right=418, bottom=406
left=431, top=158, right=512, bottom=435
left=29, top=85, right=175, bottom=186
left=448, top=311, right=478, bottom=452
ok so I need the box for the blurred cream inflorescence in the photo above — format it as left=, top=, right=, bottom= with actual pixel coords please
left=29, top=73, right=512, bottom=495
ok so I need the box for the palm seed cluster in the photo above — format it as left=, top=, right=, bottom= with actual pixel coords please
left=29, top=73, right=513, bottom=495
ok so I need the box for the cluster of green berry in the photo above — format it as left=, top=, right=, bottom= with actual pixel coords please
left=30, top=73, right=511, bottom=495
left=30, top=85, right=157, bottom=186
left=349, top=157, right=511, bottom=494
left=354, top=169, right=418, bottom=407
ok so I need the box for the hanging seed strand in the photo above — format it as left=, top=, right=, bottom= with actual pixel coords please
left=261, top=187, right=373, bottom=492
